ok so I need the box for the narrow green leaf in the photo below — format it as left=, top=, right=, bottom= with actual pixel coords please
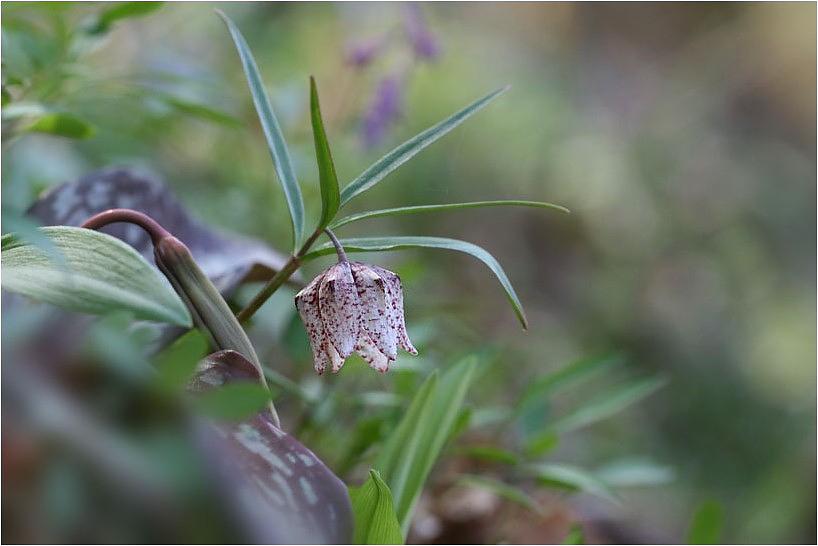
left=88, top=1, right=164, bottom=33
left=340, top=87, right=509, bottom=206
left=349, top=470, right=403, bottom=545
left=455, top=475, right=544, bottom=515
left=25, top=112, right=95, bottom=138
left=595, top=458, right=676, bottom=488
left=310, top=76, right=341, bottom=230
left=194, top=382, right=272, bottom=420
left=458, top=445, right=520, bottom=466
left=217, top=10, right=305, bottom=249
left=528, top=463, right=620, bottom=504
left=303, top=236, right=528, bottom=329
left=2, top=226, right=191, bottom=326
left=160, top=94, right=242, bottom=128
left=332, top=200, right=569, bottom=229
left=516, top=354, right=625, bottom=416
left=552, top=376, right=667, bottom=433
left=376, top=357, right=480, bottom=536
left=685, top=499, right=723, bottom=545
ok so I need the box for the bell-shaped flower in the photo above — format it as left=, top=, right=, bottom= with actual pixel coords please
left=294, top=261, right=417, bottom=374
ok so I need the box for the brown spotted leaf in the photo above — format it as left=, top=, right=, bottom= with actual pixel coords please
left=26, top=166, right=291, bottom=296
left=189, top=350, right=353, bottom=544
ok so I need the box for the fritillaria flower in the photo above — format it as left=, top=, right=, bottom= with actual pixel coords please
left=294, top=260, right=417, bottom=374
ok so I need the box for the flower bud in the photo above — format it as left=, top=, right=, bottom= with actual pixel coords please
left=294, top=261, right=417, bottom=374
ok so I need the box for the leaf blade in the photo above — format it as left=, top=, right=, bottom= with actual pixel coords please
left=2, top=226, right=191, bottom=326
left=349, top=470, right=403, bottom=545
left=310, top=76, right=341, bottom=230
left=339, top=87, right=509, bottom=206
left=331, top=200, right=569, bottom=229
left=217, top=10, right=305, bottom=249
left=304, top=235, right=528, bottom=329
left=375, top=357, right=481, bottom=536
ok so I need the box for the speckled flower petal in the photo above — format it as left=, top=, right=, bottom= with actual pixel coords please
left=295, top=272, right=330, bottom=374
left=368, top=264, right=417, bottom=355
left=327, top=342, right=345, bottom=373
left=355, top=332, right=391, bottom=373
left=350, top=262, right=398, bottom=360
left=318, top=262, right=361, bottom=359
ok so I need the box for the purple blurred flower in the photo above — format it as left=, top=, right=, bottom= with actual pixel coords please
left=345, top=38, right=383, bottom=67
left=403, top=4, right=439, bottom=61
left=361, top=75, right=403, bottom=149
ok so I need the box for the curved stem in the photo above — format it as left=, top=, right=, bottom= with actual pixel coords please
left=324, top=227, right=347, bottom=263
left=80, top=208, right=171, bottom=243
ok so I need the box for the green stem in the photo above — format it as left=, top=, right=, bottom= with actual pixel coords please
left=236, top=225, right=328, bottom=323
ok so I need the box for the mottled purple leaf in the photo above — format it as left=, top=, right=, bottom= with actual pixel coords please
left=26, top=166, right=292, bottom=296
left=189, top=350, right=353, bottom=544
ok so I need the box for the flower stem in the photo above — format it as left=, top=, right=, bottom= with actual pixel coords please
left=324, top=227, right=347, bottom=263
left=236, top=226, right=348, bottom=324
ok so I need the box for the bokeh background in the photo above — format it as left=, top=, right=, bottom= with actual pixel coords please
left=2, top=2, right=815, bottom=544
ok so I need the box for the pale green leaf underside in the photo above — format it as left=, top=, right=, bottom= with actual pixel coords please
left=2, top=226, right=191, bottom=326
left=339, top=86, right=509, bottom=207
left=528, top=463, right=620, bottom=504
left=349, top=470, right=403, bottom=545
left=217, top=10, right=305, bottom=249
left=331, top=200, right=569, bottom=229
left=304, top=235, right=528, bottom=329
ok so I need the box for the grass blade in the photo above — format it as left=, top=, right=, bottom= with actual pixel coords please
left=375, top=357, right=480, bottom=536
left=303, top=235, right=528, bottom=329
left=310, top=76, right=340, bottom=230
left=331, top=200, right=569, bottom=229
left=339, top=87, right=509, bottom=206
left=552, top=376, right=667, bottom=433
left=217, top=10, right=305, bottom=249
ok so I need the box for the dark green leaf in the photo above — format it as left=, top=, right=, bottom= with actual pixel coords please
left=2, top=226, right=191, bottom=326
left=332, top=200, right=569, bottom=229
left=528, top=463, right=620, bottom=504
left=685, top=500, right=723, bottom=544
left=458, top=445, right=520, bottom=465
left=310, top=76, right=340, bottom=230
left=216, top=10, right=305, bottom=250
left=194, top=382, right=272, bottom=420
left=153, top=330, right=209, bottom=392
left=304, top=236, right=528, bottom=329
left=552, top=376, right=667, bottom=432
left=25, top=112, right=95, bottom=138
left=349, top=470, right=403, bottom=545
left=340, top=87, right=509, bottom=206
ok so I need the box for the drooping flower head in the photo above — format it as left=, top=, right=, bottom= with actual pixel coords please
left=294, top=261, right=417, bottom=374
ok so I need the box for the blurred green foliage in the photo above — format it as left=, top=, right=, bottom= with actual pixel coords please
left=2, top=2, right=815, bottom=544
